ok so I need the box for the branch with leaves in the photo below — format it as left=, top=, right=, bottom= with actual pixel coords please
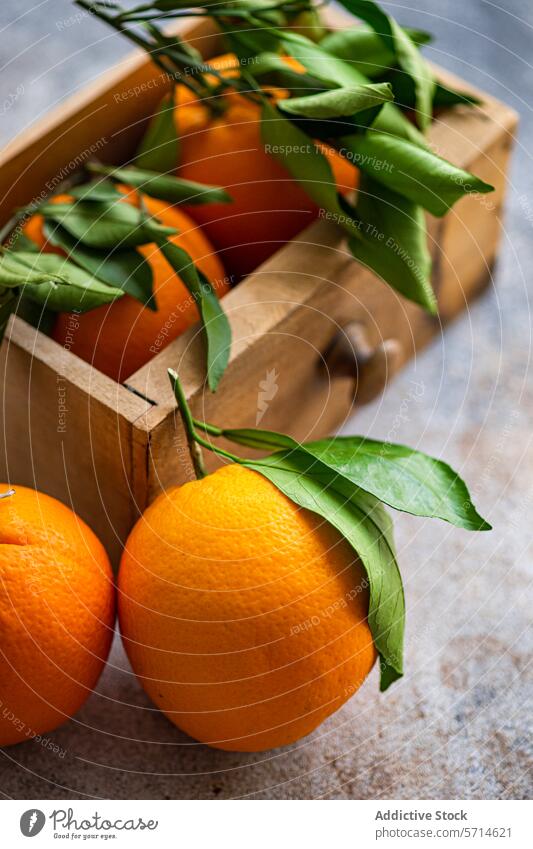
left=168, top=367, right=490, bottom=690
left=79, top=0, right=493, bottom=314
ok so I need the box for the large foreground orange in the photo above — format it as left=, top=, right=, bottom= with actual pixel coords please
left=119, top=464, right=376, bottom=751
left=0, top=486, right=115, bottom=746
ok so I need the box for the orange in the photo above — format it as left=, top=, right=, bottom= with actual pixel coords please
left=118, top=464, right=376, bottom=752
left=175, top=54, right=359, bottom=279
left=24, top=191, right=228, bottom=383
left=0, top=486, right=115, bottom=746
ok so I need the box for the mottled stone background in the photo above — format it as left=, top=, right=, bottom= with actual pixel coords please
left=0, top=0, right=531, bottom=799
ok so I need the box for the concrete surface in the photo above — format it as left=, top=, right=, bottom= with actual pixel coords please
left=0, top=0, right=532, bottom=799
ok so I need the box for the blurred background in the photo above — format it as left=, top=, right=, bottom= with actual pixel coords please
left=0, top=0, right=531, bottom=800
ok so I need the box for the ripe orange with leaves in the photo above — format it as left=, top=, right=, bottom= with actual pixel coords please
left=0, top=486, right=114, bottom=746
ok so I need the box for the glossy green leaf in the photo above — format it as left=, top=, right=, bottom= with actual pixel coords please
left=136, top=92, right=179, bottom=173
left=339, top=130, right=494, bottom=217
left=350, top=175, right=435, bottom=311
left=388, top=17, right=435, bottom=131
left=89, top=163, right=232, bottom=205
left=376, top=101, right=428, bottom=147
left=0, top=289, right=18, bottom=338
left=229, top=26, right=426, bottom=145
left=43, top=221, right=155, bottom=309
left=261, top=101, right=440, bottom=308
left=217, top=427, right=296, bottom=453
left=39, top=200, right=177, bottom=249
left=155, top=237, right=231, bottom=390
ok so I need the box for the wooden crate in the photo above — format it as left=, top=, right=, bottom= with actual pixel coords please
left=0, top=16, right=518, bottom=563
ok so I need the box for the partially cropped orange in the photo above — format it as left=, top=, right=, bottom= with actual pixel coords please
left=0, top=486, right=115, bottom=746
left=118, top=464, right=376, bottom=752
left=24, top=190, right=228, bottom=383
left=175, top=53, right=359, bottom=279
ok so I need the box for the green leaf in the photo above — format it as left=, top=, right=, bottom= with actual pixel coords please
left=278, top=82, right=393, bottom=119
left=155, top=237, right=231, bottom=391
left=339, top=131, right=494, bottom=217
left=39, top=200, right=176, bottom=249
left=1, top=251, right=124, bottom=312
left=0, top=250, right=67, bottom=288
left=136, top=92, right=179, bottom=173
left=212, top=428, right=490, bottom=530
left=89, top=163, right=232, bottom=206
left=260, top=100, right=361, bottom=240
left=376, top=101, right=428, bottom=148
left=299, top=436, right=491, bottom=531
left=320, top=24, right=432, bottom=77
left=43, top=221, right=155, bottom=309
left=336, top=0, right=435, bottom=130
left=241, top=447, right=404, bottom=689
left=141, top=214, right=180, bottom=243
left=9, top=232, right=39, bottom=252
left=350, top=175, right=435, bottom=311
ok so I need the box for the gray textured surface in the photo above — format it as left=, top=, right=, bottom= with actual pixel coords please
left=1, top=0, right=532, bottom=800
